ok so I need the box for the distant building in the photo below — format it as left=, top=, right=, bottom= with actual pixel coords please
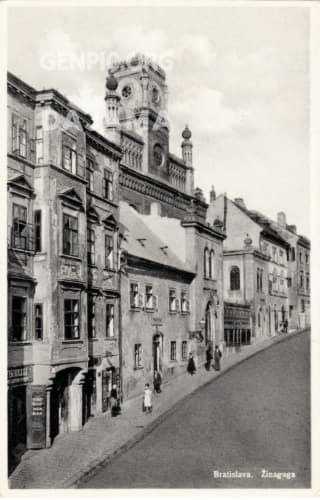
left=207, top=194, right=293, bottom=347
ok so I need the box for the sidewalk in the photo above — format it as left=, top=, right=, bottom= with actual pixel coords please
left=9, top=329, right=307, bottom=489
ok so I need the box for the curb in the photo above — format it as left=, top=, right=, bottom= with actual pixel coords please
left=64, top=328, right=308, bottom=489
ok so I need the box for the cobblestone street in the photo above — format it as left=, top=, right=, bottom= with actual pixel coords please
left=79, top=330, right=310, bottom=489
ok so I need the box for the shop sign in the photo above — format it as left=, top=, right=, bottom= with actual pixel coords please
left=27, top=386, right=46, bottom=449
left=8, top=366, right=33, bottom=385
left=152, top=317, right=163, bottom=326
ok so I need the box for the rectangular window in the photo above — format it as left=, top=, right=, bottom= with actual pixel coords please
left=34, top=210, right=41, bottom=252
left=272, top=246, right=277, bottom=262
left=87, top=227, right=95, bottom=265
left=64, top=299, right=80, bottom=339
left=36, top=126, right=43, bottom=164
left=19, top=119, right=27, bottom=158
left=88, top=295, right=96, bottom=339
left=11, top=296, right=27, bottom=341
left=12, top=204, right=28, bottom=250
left=63, top=141, right=77, bottom=175
left=299, top=271, right=304, bottom=289
left=34, top=303, right=43, bottom=340
left=86, top=169, right=94, bottom=192
left=170, top=341, right=177, bottom=361
left=181, top=291, right=188, bottom=313
left=306, top=253, right=309, bottom=265
left=279, top=250, right=284, bottom=265
left=12, top=114, right=19, bottom=153
left=134, top=343, right=142, bottom=368
left=130, top=283, right=139, bottom=309
left=105, top=234, right=114, bottom=269
left=145, top=285, right=153, bottom=310
left=306, top=274, right=310, bottom=291
left=301, top=299, right=305, bottom=313
left=103, top=169, right=113, bottom=201
left=299, top=251, right=302, bottom=263
left=63, top=214, right=79, bottom=256
left=287, top=277, right=292, bottom=288
left=106, top=303, right=114, bottom=337
left=181, top=341, right=188, bottom=361
left=169, top=289, right=176, bottom=312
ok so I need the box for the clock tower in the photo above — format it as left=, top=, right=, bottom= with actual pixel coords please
left=108, top=55, right=170, bottom=180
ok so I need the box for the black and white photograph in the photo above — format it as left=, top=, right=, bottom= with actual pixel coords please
left=1, top=0, right=318, bottom=494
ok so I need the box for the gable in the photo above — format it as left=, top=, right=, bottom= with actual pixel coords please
left=58, top=188, right=84, bottom=211
left=7, top=174, right=34, bottom=198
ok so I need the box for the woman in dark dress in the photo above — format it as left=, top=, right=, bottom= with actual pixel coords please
left=187, top=353, right=196, bottom=375
left=110, top=385, right=120, bottom=417
left=213, top=345, right=222, bottom=371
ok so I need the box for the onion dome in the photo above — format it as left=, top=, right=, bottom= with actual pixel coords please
left=106, top=73, right=118, bottom=91
left=182, top=125, right=192, bottom=140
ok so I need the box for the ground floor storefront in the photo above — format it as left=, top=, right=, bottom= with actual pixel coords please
left=224, top=302, right=252, bottom=347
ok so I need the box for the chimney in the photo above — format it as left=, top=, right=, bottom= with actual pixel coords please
left=277, top=211, right=286, bottom=228
left=234, top=197, right=246, bottom=210
left=287, top=224, right=297, bottom=234
left=209, top=185, right=216, bottom=202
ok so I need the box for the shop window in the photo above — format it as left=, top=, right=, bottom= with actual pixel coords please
left=36, top=126, right=43, bottom=164
left=88, top=295, right=96, bottom=338
left=64, top=299, right=80, bottom=339
left=134, top=344, right=142, bottom=368
left=169, top=289, right=176, bottom=312
left=230, top=266, right=240, bottom=290
left=181, top=341, right=188, bottom=361
left=130, top=283, right=139, bottom=309
left=170, top=341, right=177, bottom=361
left=63, top=214, right=79, bottom=257
left=106, top=303, right=114, bottom=337
left=87, top=227, right=95, bottom=265
left=11, top=296, right=27, bottom=341
left=34, top=210, right=41, bottom=252
left=62, top=139, right=77, bottom=175
left=34, top=303, right=43, bottom=340
left=105, top=234, right=114, bottom=269
left=103, top=169, right=113, bottom=201
left=145, top=285, right=153, bottom=310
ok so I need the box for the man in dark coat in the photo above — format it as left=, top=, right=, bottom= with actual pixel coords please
left=187, top=353, right=196, bottom=375
left=213, top=345, right=222, bottom=371
left=153, top=370, right=162, bottom=393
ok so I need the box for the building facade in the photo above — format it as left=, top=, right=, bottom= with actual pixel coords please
left=7, top=73, right=122, bottom=469
left=207, top=194, right=291, bottom=346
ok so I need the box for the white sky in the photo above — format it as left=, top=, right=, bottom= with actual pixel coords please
left=7, top=4, right=310, bottom=236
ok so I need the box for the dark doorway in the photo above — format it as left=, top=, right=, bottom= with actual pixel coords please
left=8, top=385, right=27, bottom=474
left=50, top=368, right=80, bottom=442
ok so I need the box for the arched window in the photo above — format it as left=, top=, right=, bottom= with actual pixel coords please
left=204, top=248, right=209, bottom=278
left=209, top=250, right=214, bottom=279
left=230, top=266, right=240, bottom=290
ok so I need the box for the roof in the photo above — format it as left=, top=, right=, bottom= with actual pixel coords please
left=119, top=202, right=190, bottom=273
left=231, top=201, right=289, bottom=248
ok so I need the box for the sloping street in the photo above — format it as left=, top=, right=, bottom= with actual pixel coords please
left=79, top=330, right=310, bottom=489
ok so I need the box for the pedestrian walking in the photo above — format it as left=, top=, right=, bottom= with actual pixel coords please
left=187, top=352, right=196, bottom=375
left=143, top=383, right=153, bottom=414
left=213, top=345, right=222, bottom=371
left=110, top=384, right=121, bottom=417
left=153, top=370, right=162, bottom=394
left=205, top=343, right=213, bottom=371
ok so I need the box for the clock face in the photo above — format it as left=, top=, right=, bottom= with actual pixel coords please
left=122, top=85, right=133, bottom=99
left=153, top=143, right=165, bottom=167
